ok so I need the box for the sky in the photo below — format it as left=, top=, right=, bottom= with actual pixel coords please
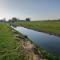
left=0, top=0, right=60, bottom=21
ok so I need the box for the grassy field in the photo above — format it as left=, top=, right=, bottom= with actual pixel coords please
left=0, top=23, right=25, bottom=60
left=17, top=20, right=60, bottom=36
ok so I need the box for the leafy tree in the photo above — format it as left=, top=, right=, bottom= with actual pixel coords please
left=26, top=18, right=30, bottom=21
left=12, top=17, right=18, bottom=22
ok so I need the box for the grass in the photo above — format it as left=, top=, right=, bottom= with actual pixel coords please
left=0, top=23, right=25, bottom=60
left=16, top=20, right=60, bottom=36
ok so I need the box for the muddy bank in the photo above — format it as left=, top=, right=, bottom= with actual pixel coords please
left=11, top=27, right=47, bottom=60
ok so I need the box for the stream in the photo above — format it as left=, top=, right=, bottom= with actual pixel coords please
left=14, top=26, right=60, bottom=57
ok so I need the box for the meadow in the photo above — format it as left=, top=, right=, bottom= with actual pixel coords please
left=0, top=23, right=25, bottom=60
left=17, top=20, right=60, bottom=36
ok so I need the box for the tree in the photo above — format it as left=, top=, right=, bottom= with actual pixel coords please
left=12, top=17, right=18, bottom=22
left=26, top=18, right=30, bottom=22
left=3, top=18, right=6, bottom=22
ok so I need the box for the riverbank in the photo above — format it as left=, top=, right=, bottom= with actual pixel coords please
left=0, top=23, right=52, bottom=60
left=16, top=20, right=60, bottom=36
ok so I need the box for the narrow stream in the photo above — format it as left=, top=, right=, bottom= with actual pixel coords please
left=14, top=26, right=60, bottom=56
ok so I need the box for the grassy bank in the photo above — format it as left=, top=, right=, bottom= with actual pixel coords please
left=17, top=20, right=60, bottom=36
left=0, top=23, right=26, bottom=60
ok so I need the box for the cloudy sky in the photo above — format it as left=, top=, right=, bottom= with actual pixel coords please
left=0, top=0, right=60, bottom=20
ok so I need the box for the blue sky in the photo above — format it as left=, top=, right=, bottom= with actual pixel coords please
left=0, top=0, right=60, bottom=20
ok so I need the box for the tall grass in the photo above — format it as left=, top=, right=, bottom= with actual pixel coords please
left=0, top=23, right=25, bottom=60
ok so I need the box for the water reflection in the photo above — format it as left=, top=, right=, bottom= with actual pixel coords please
left=15, top=27, right=60, bottom=56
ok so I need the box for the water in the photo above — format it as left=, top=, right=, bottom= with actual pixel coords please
left=14, top=27, right=60, bottom=56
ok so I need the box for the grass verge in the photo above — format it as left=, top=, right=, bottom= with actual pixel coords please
left=0, top=23, right=26, bottom=60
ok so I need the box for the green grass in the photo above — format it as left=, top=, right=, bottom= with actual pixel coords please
left=0, top=23, right=25, bottom=60
left=17, top=20, right=60, bottom=36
